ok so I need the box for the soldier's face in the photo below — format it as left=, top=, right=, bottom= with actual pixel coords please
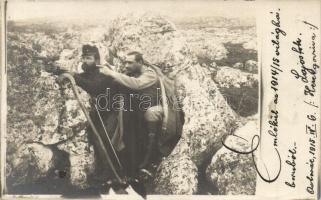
left=124, top=55, right=142, bottom=75
left=82, top=55, right=96, bottom=67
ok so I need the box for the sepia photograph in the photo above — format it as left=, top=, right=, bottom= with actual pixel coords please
left=4, top=0, right=259, bottom=198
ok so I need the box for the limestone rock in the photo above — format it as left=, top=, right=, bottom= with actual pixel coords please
left=182, top=29, right=229, bottom=62
left=233, top=62, right=244, bottom=70
left=154, top=152, right=198, bottom=194
left=57, top=131, right=95, bottom=188
left=206, top=118, right=258, bottom=195
left=6, top=143, right=54, bottom=186
left=210, top=62, right=217, bottom=69
left=7, top=30, right=95, bottom=190
left=191, top=41, right=228, bottom=61
left=214, top=66, right=258, bottom=117
left=56, top=85, right=95, bottom=188
left=243, top=40, right=257, bottom=51
left=54, top=49, right=80, bottom=72
left=214, top=66, right=258, bottom=89
left=7, top=35, right=64, bottom=146
left=244, top=60, right=258, bottom=73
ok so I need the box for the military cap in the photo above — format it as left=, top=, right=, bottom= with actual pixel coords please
left=82, top=44, right=99, bottom=56
left=82, top=44, right=101, bottom=64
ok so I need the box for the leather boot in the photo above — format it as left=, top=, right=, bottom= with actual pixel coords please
left=139, top=133, right=156, bottom=169
left=139, top=121, right=158, bottom=169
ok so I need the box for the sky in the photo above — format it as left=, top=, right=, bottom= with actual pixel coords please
left=7, top=0, right=256, bottom=22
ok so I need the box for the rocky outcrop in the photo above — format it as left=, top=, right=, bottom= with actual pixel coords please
left=214, top=66, right=258, bottom=89
left=7, top=32, right=95, bottom=190
left=6, top=143, right=54, bottom=186
left=213, top=66, right=258, bottom=117
left=181, top=23, right=257, bottom=65
left=232, top=60, right=258, bottom=73
left=206, top=118, right=258, bottom=195
left=187, top=38, right=228, bottom=62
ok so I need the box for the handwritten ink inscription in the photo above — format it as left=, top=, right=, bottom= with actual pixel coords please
left=289, top=21, right=319, bottom=194
left=270, top=8, right=286, bottom=104
left=291, top=36, right=319, bottom=97
left=285, top=143, right=297, bottom=188
left=222, top=8, right=319, bottom=197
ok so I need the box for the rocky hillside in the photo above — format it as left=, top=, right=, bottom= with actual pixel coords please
left=6, top=13, right=258, bottom=195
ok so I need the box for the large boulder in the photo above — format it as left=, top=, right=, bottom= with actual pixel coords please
left=103, top=13, right=239, bottom=194
left=206, top=117, right=258, bottom=195
left=6, top=143, right=55, bottom=187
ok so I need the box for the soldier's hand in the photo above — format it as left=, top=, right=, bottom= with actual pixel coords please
left=57, top=71, right=75, bottom=84
left=99, top=66, right=114, bottom=76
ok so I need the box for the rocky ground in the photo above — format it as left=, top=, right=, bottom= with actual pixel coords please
left=6, top=13, right=258, bottom=195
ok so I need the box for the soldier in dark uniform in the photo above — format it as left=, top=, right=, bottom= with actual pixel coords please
left=56, top=45, right=129, bottom=190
